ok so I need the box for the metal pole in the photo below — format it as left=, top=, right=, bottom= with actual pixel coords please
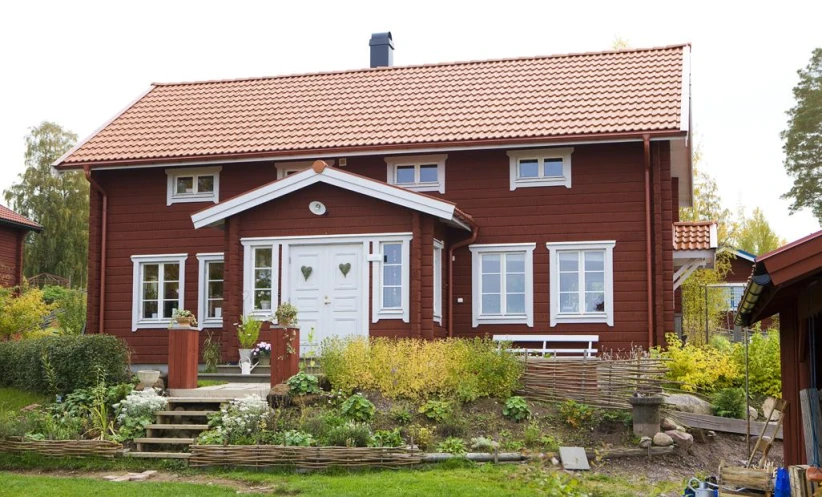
left=745, top=326, right=750, bottom=461
left=704, top=285, right=709, bottom=344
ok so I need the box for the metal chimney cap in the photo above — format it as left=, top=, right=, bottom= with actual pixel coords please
left=369, top=32, right=394, bottom=48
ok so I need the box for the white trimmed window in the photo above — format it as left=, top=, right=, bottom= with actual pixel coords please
left=166, top=166, right=221, bottom=205
left=469, top=243, right=535, bottom=327
left=131, top=254, right=187, bottom=331
left=242, top=244, right=278, bottom=318
left=372, top=237, right=411, bottom=323
left=546, top=241, right=615, bottom=327
left=507, top=147, right=573, bottom=190
left=197, top=253, right=224, bottom=329
left=276, top=160, right=335, bottom=179
left=433, top=239, right=444, bottom=325
left=385, top=154, right=447, bottom=193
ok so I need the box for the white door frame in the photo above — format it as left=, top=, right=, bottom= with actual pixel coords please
left=240, top=232, right=413, bottom=337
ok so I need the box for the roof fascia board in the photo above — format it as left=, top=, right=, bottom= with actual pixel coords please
left=60, top=134, right=687, bottom=172
left=680, top=45, right=691, bottom=133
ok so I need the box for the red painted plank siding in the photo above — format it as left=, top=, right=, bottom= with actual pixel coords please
left=0, top=225, right=23, bottom=287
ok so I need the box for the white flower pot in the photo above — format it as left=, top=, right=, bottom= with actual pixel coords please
left=137, top=370, right=160, bottom=388
left=238, top=348, right=253, bottom=375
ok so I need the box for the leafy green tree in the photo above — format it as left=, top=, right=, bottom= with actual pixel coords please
left=680, top=159, right=737, bottom=246
left=3, top=122, right=88, bottom=285
left=735, top=207, right=784, bottom=256
left=781, top=48, right=822, bottom=222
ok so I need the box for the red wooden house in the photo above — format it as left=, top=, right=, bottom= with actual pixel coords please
left=0, top=204, right=42, bottom=288
left=53, top=34, right=697, bottom=366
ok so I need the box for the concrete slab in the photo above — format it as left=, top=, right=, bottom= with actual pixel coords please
left=559, top=447, right=590, bottom=470
left=168, top=383, right=269, bottom=400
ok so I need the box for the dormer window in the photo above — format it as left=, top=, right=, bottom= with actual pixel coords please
left=507, top=147, right=573, bottom=190
left=166, top=166, right=221, bottom=205
left=385, top=154, right=446, bottom=194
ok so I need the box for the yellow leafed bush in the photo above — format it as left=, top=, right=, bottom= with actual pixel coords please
left=320, top=336, right=523, bottom=401
left=659, top=333, right=741, bottom=393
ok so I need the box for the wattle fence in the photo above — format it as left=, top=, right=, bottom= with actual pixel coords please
left=189, top=445, right=423, bottom=469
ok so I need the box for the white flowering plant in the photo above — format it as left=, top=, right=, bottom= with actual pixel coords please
left=198, top=395, right=271, bottom=445
left=112, top=389, right=167, bottom=442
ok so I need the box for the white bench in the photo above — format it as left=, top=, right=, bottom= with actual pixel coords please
left=492, top=334, right=599, bottom=358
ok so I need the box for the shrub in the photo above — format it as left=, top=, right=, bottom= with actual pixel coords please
left=436, top=412, right=467, bottom=438
left=286, top=371, right=321, bottom=396
left=113, top=389, right=167, bottom=442
left=389, top=404, right=413, bottom=425
left=236, top=315, right=262, bottom=349
left=0, top=335, right=130, bottom=395
left=0, top=287, right=54, bottom=339
left=658, top=333, right=741, bottom=393
left=278, top=429, right=314, bottom=447
left=522, top=421, right=542, bottom=448
left=301, top=412, right=345, bottom=441
left=503, top=396, right=531, bottom=422
left=341, top=394, right=375, bottom=422
left=202, top=331, right=221, bottom=373
left=408, top=425, right=433, bottom=451
left=734, top=330, right=781, bottom=397
left=419, top=400, right=452, bottom=422
left=713, top=387, right=746, bottom=419
left=370, top=428, right=404, bottom=447
left=558, top=400, right=599, bottom=430
left=470, top=436, right=500, bottom=452
left=436, top=437, right=467, bottom=455
left=54, top=288, right=87, bottom=336
left=325, top=421, right=372, bottom=447
left=320, top=336, right=523, bottom=401
left=0, top=407, right=87, bottom=441
left=206, top=395, right=271, bottom=445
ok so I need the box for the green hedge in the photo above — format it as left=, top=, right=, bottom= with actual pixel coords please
left=0, top=335, right=130, bottom=394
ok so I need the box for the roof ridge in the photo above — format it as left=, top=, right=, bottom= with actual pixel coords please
left=152, top=43, right=690, bottom=87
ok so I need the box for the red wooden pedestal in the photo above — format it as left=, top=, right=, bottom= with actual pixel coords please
left=271, top=327, right=300, bottom=386
left=168, top=326, right=199, bottom=389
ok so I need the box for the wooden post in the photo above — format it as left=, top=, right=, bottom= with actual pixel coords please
left=167, top=325, right=199, bottom=389
left=271, top=326, right=300, bottom=386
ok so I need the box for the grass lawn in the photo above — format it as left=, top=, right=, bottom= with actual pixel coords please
left=0, top=387, right=50, bottom=413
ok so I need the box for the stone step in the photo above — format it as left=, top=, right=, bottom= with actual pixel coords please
left=154, top=410, right=213, bottom=417
left=134, top=437, right=195, bottom=445
left=127, top=451, right=191, bottom=459
left=147, top=424, right=209, bottom=431
left=198, top=373, right=270, bottom=384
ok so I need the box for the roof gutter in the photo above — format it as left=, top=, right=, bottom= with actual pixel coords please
left=735, top=272, right=772, bottom=326
left=643, top=134, right=654, bottom=348
left=448, top=223, right=479, bottom=338
left=84, top=166, right=107, bottom=334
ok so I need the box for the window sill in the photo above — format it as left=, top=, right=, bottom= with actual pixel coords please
left=374, top=309, right=408, bottom=323
left=473, top=315, right=532, bottom=328
left=199, top=319, right=224, bottom=329
left=132, top=321, right=176, bottom=331
left=551, top=313, right=612, bottom=327
left=169, top=194, right=218, bottom=204
left=434, top=314, right=442, bottom=325
left=511, top=177, right=570, bottom=190
left=395, top=183, right=443, bottom=194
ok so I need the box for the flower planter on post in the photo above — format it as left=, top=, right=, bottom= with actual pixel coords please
left=168, top=324, right=199, bottom=389
left=271, top=326, right=300, bottom=386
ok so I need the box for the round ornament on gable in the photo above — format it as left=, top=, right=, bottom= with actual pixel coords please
left=309, top=200, right=327, bottom=216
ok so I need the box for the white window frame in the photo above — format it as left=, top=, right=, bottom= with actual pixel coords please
left=275, top=160, right=335, bottom=179
left=131, top=253, right=188, bottom=331
left=546, top=240, right=615, bottom=327
left=469, top=243, right=535, bottom=327
left=385, top=154, right=447, bottom=194
left=725, top=283, right=746, bottom=311
left=433, top=239, right=444, bottom=325
left=507, top=147, right=573, bottom=191
left=166, top=166, right=221, bottom=205
left=372, top=237, right=412, bottom=323
left=241, top=243, right=280, bottom=320
left=197, top=253, right=224, bottom=330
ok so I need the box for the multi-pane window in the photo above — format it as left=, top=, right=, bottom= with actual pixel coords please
left=131, top=254, right=187, bottom=331
left=385, top=154, right=447, bottom=193
left=507, top=148, right=573, bottom=190
left=253, top=247, right=273, bottom=312
left=433, top=240, right=443, bottom=323
left=470, top=243, right=535, bottom=327
left=166, top=166, right=221, bottom=205
left=197, top=253, right=224, bottom=328
left=382, top=243, right=403, bottom=309
left=727, top=285, right=745, bottom=311
left=547, top=241, right=615, bottom=326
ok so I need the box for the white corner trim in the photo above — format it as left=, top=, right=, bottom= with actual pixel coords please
left=680, top=45, right=691, bottom=133
left=371, top=237, right=413, bottom=323
left=709, top=222, right=718, bottom=249
left=275, top=160, right=335, bottom=179
left=433, top=239, right=444, bottom=325
left=546, top=240, right=615, bottom=327
left=469, top=243, right=536, bottom=328
left=507, top=147, right=573, bottom=191
left=131, top=253, right=188, bottom=332
left=196, top=252, right=224, bottom=330
left=242, top=244, right=279, bottom=320
left=385, top=154, right=447, bottom=194
left=166, top=166, right=222, bottom=206
left=192, top=166, right=459, bottom=229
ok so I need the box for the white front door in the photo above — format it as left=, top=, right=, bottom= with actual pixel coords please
left=289, top=243, right=364, bottom=353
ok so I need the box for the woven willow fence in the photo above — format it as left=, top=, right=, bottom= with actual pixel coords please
left=189, top=445, right=424, bottom=469
left=0, top=438, right=122, bottom=458
left=520, top=356, right=670, bottom=409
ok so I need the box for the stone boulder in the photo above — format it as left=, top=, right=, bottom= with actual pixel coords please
left=665, top=429, right=695, bottom=454
left=762, top=397, right=782, bottom=421
left=653, top=432, right=674, bottom=447
left=664, top=394, right=713, bottom=415
left=639, top=436, right=652, bottom=449
left=661, top=417, right=679, bottom=431
left=749, top=406, right=758, bottom=420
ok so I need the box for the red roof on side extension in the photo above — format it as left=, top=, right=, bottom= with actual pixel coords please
left=0, top=205, right=42, bottom=232
left=55, top=44, right=690, bottom=168
left=673, top=221, right=717, bottom=251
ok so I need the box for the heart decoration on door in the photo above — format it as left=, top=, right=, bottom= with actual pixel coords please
left=339, top=262, right=351, bottom=278
left=301, top=266, right=313, bottom=281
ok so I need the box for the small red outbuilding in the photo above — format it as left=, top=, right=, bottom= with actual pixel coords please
left=0, top=204, right=42, bottom=288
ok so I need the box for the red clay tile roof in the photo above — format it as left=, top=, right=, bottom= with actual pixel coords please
left=673, top=221, right=716, bottom=251
left=0, top=205, right=42, bottom=232
left=55, top=44, right=689, bottom=168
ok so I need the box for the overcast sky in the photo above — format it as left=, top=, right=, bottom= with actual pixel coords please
left=0, top=0, right=819, bottom=246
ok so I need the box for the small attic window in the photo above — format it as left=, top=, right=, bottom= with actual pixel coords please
left=385, top=154, right=447, bottom=194
left=507, top=148, right=574, bottom=190
left=166, top=166, right=221, bottom=205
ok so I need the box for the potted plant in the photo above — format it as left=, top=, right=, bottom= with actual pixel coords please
left=252, top=341, right=272, bottom=366
left=169, top=309, right=197, bottom=328
left=274, top=302, right=299, bottom=327
left=236, top=315, right=262, bottom=374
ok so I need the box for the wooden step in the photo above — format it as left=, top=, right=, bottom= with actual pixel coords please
left=127, top=451, right=191, bottom=459
left=147, top=424, right=209, bottom=431
left=134, top=437, right=195, bottom=445
left=154, top=410, right=213, bottom=417
left=166, top=397, right=233, bottom=404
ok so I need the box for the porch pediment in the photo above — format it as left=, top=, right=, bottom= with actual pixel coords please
left=191, top=160, right=472, bottom=231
